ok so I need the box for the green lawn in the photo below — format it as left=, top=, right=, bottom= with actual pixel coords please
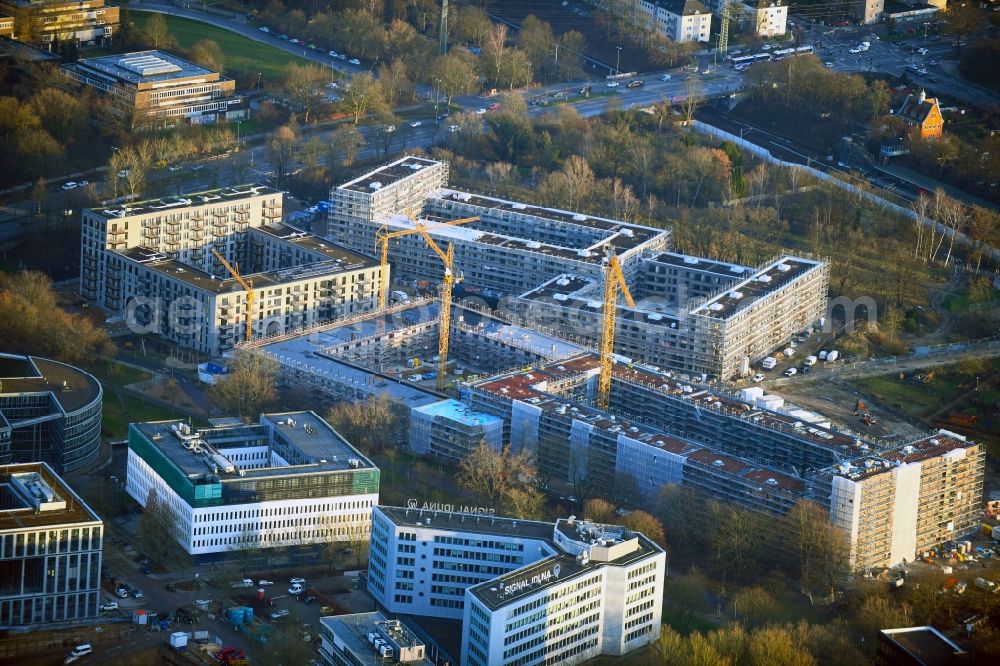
left=101, top=388, right=186, bottom=439
left=89, top=360, right=153, bottom=386
left=131, top=11, right=313, bottom=81
left=853, top=375, right=955, bottom=416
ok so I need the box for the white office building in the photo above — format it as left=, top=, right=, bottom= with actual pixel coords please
left=368, top=506, right=665, bottom=666
left=125, top=412, right=379, bottom=555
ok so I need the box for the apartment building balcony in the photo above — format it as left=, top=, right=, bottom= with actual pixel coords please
left=211, top=220, right=228, bottom=235
left=142, top=227, right=160, bottom=241
left=166, top=240, right=181, bottom=252
left=234, top=210, right=251, bottom=226
left=263, top=205, right=281, bottom=222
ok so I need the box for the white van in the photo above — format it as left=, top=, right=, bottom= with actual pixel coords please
left=761, top=357, right=777, bottom=370
left=65, top=644, right=92, bottom=663
left=448, top=124, right=460, bottom=133
left=390, top=290, right=410, bottom=304
left=803, top=355, right=818, bottom=367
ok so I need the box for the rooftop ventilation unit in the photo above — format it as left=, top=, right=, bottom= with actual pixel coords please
left=573, top=214, right=587, bottom=221
left=368, top=181, right=382, bottom=190
left=712, top=459, right=725, bottom=467
left=766, top=478, right=779, bottom=486
left=512, top=203, right=527, bottom=210
left=776, top=264, right=791, bottom=272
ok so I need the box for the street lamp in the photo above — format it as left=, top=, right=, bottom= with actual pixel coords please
left=236, top=120, right=242, bottom=149
left=256, top=72, right=262, bottom=94
left=616, top=46, right=622, bottom=75
left=434, top=78, right=441, bottom=123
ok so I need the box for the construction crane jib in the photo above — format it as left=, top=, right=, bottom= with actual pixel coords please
left=210, top=248, right=255, bottom=341
left=374, top=216, right=479, bottom=310
left=597, top=248, right=635, bottom=411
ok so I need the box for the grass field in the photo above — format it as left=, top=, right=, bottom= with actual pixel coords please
left=131, top=11, right=312, bottom=81
left=90, top=360, right=153, bottom=386
left=101, top=388, right=185, bottom=439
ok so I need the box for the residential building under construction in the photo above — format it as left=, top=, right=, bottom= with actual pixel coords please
left=324, top=157, right=827, bottom=379
left=459, top=354, right=985, bottom=571
left=80, top=186, right=382, bottom=356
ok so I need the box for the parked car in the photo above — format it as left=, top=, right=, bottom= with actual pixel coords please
left=270, top=609, right=290, bottom=620
left=606, top=81, right=620, bottom=88
left=303, top=596, right=316, bottom=604
left=61, top=182, right=78, bottom=190
left=348, top=58, right=361, bottom=65
left=168, top=165, right=183, bottom=172
left=278, top=34, right=288, bottom=40
left=824, top=61, right=835, bottom=68
left=385, top=125, right=396, bottom=133
left=783, top=367, right=797, bottom=377
left=448, top=124, right=460, bottom=133
left=100, top=601, right=119, bottom=612
left=259, top=26, right=270, bottom=33
left=410, top=121, right=422, bottom=127
left=259, top=580, right=274, bottom=586
left=289, top=585, right=304, bottom=595
left=752, top=373, right=765, bottom=383
left=165, top=583, right=178, bottom=592
left=78, top=180, right=89, bottom=187
left=290, top=577, right=306, bottom=585
left=660, top=74, right=672, bottom=81
left=626, top=79, right=644, bottom=88
left=475, top=107, right=487, bottom=114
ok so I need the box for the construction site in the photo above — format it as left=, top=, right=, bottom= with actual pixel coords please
left=234, top=156, right=985, bottom=572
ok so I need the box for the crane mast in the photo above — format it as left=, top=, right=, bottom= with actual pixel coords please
left=210, top=248, right=254, bottom=341
left=413, top=226, right=458, bottom=392
left=597, top=248, right=635, bottom=411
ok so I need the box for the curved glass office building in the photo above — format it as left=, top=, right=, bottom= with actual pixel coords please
left=0, top=353, right=103, bottom=474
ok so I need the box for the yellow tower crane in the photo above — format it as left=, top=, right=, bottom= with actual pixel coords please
left=597, top=248, right=635, bottom=411
left=210, top=248, right=255, bottom=341
left=374, top=216, right=479, bottom=310
left=412, top=224, right=460, bottom=392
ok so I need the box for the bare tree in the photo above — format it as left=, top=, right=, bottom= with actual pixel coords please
left=265, top=124, right=297, bottom=189
left=623, top=510, right=666, bottom=547
left=583, top=498, right=616, bottom=523
left=325, top=394, right=404, bottom=455
left=283, top=64, right=331, bottom=123
left=458, top=441, right=536, bottom=512
left=431, top=50, right=479, bottom=109
left=343, top=72, right=386, bottom=125
left=344, top=525, right=370, bottom=571
left=210, top=351, right=278, bottom=421
left=329, top=125, right=365, bottom=168
left=682, top=76, right=703, bottom=125
left=144, top=12, right=171, bottom=49
left=138, top=487, right=184, bottom=561
left=230, top=525, right=260, bottom=577
left=911, top=194, right=932, bottom=260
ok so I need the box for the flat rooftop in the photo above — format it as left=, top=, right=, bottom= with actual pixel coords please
left=691, top=256, right=822, bottom=319
left=117, top=233, right=373, bottom=293
left=0, top=354, right=101, bottom=413
left=829, top=431, right=976, bottom=482
left=649, top=252, right=752, bottom=279
left=516, top=273, right=683, bottom=328
left=0, top=463, right=102, bottom=531
left=320, top=613, right=434, bottom=666
left=471, top=352, right=873, bottom=466
left=880, top=626, right=966, bottom=663
left=70, top=50, right=217, bottom=85
left=339, top=156, right=441, bottom=193
left=413, top=400, right=503, bottom=428
left=90, top=185, right=279, bottom=219
left=432, top=190, right=664, bottom=252
left=131, top=411, right=375, bottom=481
left=377, top=505, right=557, bottom=543
left=470, top=526, right=660, bottom=610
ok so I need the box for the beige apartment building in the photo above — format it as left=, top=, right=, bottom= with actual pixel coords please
left=80, top=186, right=383, bottom=356
left=0, top=0, right=116, bottom=48
left=62, top=50, right=246, bottom=130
